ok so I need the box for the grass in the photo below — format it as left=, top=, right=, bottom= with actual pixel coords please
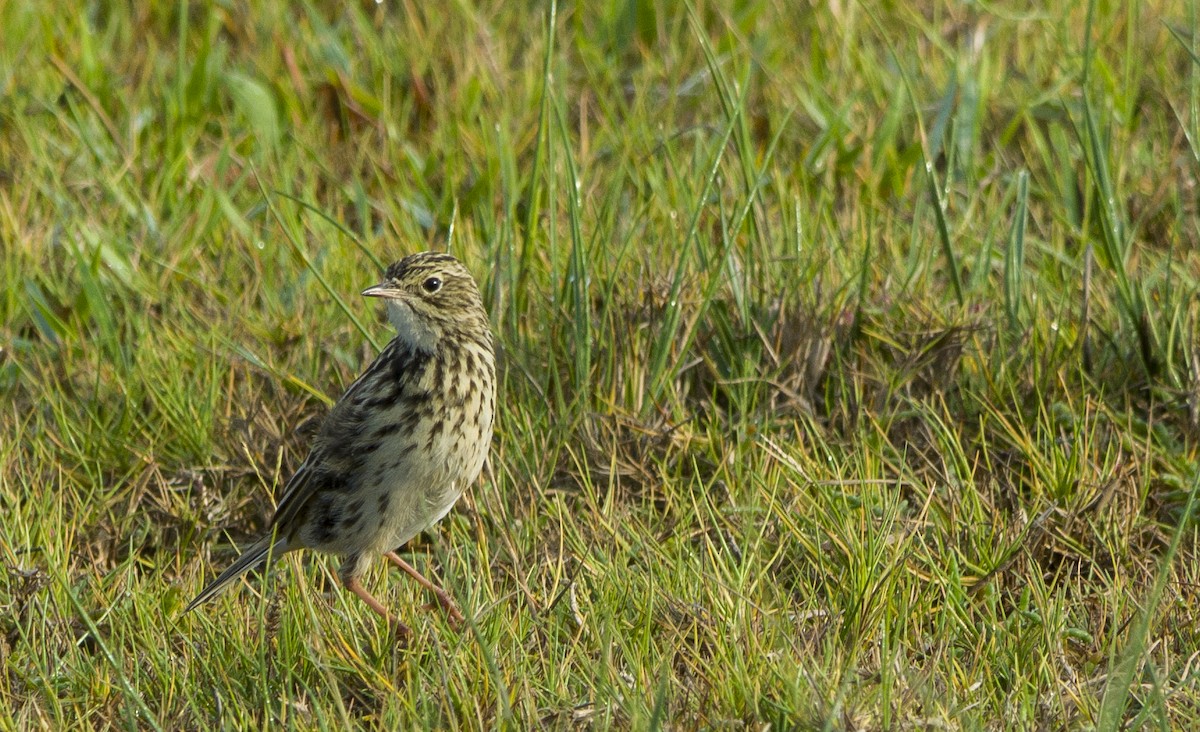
left=2, top=0, right=1200, bottom=728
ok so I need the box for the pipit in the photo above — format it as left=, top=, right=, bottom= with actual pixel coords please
left=186, top=252, right=495, bottom=639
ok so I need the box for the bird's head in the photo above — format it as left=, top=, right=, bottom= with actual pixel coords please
left=362, top=252, right=489, bottom=352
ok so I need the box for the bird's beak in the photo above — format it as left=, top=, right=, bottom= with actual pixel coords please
left=362, top=283, right=404, bottom=299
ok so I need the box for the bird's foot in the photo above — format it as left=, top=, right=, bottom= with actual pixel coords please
left=384, top=550, right=465, bottom=630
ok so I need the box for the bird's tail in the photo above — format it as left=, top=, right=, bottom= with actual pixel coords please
left=184, top=535, right=289, bottom=613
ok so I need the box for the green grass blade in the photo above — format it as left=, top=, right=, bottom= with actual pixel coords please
left=1004, top=170, right=1029, bottom=330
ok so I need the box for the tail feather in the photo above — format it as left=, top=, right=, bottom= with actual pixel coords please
left=184, top=536, right=289, bottom=613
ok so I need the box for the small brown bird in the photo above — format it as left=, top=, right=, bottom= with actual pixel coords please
left=186, top=252, right=496, bottom=638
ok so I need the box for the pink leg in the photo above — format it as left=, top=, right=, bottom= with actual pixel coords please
left=384, top=551, right=465, bottom=628
left=344, top=575, right=412, bottom=641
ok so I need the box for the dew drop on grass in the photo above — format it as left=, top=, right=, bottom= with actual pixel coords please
left=256, top=240, right=265, bottom=250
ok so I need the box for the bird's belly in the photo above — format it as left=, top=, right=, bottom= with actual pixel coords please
left=297, top=389, right=490, bottom=558
left=363, top=468, right=461, bottom=553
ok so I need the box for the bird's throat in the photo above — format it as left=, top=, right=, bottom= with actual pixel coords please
left=385, top=299, right=437, bottom=352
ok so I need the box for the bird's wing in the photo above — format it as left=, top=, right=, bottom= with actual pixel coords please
left=270, top=448, right=335, bottom=532
left=269, top=337, right=412, bottom=532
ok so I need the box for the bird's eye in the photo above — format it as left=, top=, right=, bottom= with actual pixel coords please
left=422, top=276, right=442, bottom=293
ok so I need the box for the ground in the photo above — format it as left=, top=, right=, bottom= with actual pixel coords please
left=2, top=1, right=1199, bottom=729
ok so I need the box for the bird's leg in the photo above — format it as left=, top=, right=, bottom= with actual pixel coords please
left=384, top=551, right=465, bottom=628
left=343, top=575, right=413, bottom=641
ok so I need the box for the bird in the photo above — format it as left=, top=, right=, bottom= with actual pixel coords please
left=185, top=251, right=496, bottom=639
